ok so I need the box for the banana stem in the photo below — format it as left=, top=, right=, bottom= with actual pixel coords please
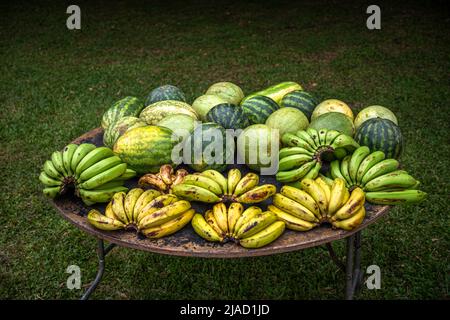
left=314, top=146, right=334, bottom=164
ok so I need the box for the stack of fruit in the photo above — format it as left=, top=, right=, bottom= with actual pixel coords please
left=87, top=188, right=195, bottom=238
left=138, top=164, right=188, bottom=193
left=192, top=203, right=285, bottom=248
left=40, top=143, right=135, bottom=205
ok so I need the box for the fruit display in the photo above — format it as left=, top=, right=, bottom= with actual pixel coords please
left=329, top=146, right=426, bottom=205
left=101, top=96, right=145, bottom=130
left=103, top=116, right=147, bottom=148
left=308, top=112, right=355, bottom=137
left=265, top=107, right=309, bottom=137
left=280, top=90, right=318, bottom=120
left=241, top=81, right=302, bottom=105
left=191, top=202, right=285, bottom=248
left=156, top=114, right=196, bottom=140
left=139, top=100, right=198, bottom=125
left=87, top=189, right=195, bottom=238
left=311, top=99, right=354, bottom=121
left=354, top=118, right=403, bottom=159
left=172, top=168, right=276, bottom=204
left=113, top=125, right=177, bottom=174
left=191, top=94, right=228, bottom=121
left=40, top=143, right=135, bottom=205
left=269, top=177, right=366, bottom=231
left=145, top=84, right=186, bottom=106
left=205, top=82, right=245, bottom=105
left=241, top=95, right=279, bottom=124
left=354, top=105, right=398, bottom=130
left=277, top=128, right=359, bottom=183
left=206, top=103, right=250, bottom=129
left=138, top=164, right=188, bottom=193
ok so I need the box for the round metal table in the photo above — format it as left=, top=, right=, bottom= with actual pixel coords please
left=50, top=128, right=391, bottom=300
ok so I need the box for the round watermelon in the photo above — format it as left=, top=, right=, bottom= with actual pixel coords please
left=113, top=126, right=177, bottom=173
left=265, top=107, right=309, bottom=137
left=103, top=116, right=147, bottom=148
left=354, top=105, right=398, bottom=130
left=101, top=96, right=145, bottom=130
left=145, top=85, right=186, bottom=106
left=183, top=122, right=233, bottom=172
left=280, top=90, right=318, bottom=120
left=157, top=114, right=196, bottom=141
left=312, top=99, right=354, bottom=121
left=140, top=100, right=198, bottom=125
left=355, top=118, right=403, bottom=159
left=192, top=94, right=228, bottom=121
left=206, top=103, right=250, bottom=129
left=205, top=82, right=245, bottom=105
left=241, top=95, right=279, bottom=124
left=308, top=112, right=355, bottom=136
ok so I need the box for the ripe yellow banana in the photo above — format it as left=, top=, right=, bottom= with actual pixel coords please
left=124, top=188, right=144, bottom=223
left=233, top=206, right=262, bottom=236
left=272, top=193, right=318, bottom=222
left=332, top=187, right=365, bottom=221
left=137, top=194, right=178, bottom=222
left=239, top=221, right=285, bottom=249
left=227, top=202, right=244, bottom=235
left=132, top=189, right=161, bottom=222
left=233, top=172, right=259, bottom=196
left=171, top=184, right=221, bottom=203
left=234, top=184, right=276, bottom=204
left=268, top=205, right=317, bottom=231
left=212, top=202, right=229, bottom=234
left=182, top=174, right=223, bottom=195
left=279, top=186, right=321, bottom=219
left=87, top=209, right=125, bottom=231
left=205, top=209, right=226, bottom=236
left=111, top=191, right=128, bottom=224
left=201, top=170, right=228, bottom=195
left=141, top=208, right=195, bottom=239
left=138, top=200, right=191, bottom=229
left=227, top=168, right=241, bottom=195
left=315, top=176, right=331, bottom=204
left=332, top=206, right=366, bottom=231
left=191, top=213, right=224, bottom=242
left=300, top=178, right=328, bottom=216
left=235, top=211, right=277, bottom=239
left=327, top=178, right=347, bottom=216
left=105, top=201, right=119, bottom=220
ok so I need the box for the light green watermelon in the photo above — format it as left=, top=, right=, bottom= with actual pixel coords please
left=191, top=94, right=228, bottom=121
left=265, top=107, right=309, bottom=138
left=205, top=82, right=244, bottom=105
left=139, top=100, right=198, bottom=125
left=157, top=114, right=196, bottom=141
left=308, top=112, right=355, bottom=136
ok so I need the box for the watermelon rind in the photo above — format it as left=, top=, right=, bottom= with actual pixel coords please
left=280, top=90, right=318, bottom=120
left=206, top=103, right=250, bottom=129
left=205, top=82, right=245, bottom=105
left=241, top=95, right=279, bottom=124
left=103, top=116, right=147, bottom=148
left=101, top=96, right=145, bottom=130
left=145, top=85, right=186, bottom=106
left=139, top=100, right=198, bottom=125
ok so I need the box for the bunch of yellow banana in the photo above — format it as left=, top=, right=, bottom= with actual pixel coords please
left=138, top=164, right=188, bottom=193
left=87, top=188, right=195, bottom=239
left=269, top=177, right=366, bottom=231
left=171, top=168, right=276, bottom=204
left=191, top=203, right=285, bottom=248
left=39, top=143, right=136, bottom=205
left=329, top=146, right=427, bottom=205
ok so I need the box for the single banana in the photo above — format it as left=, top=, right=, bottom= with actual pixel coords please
left=306, top=128, right=321, bottom=147
left=364, top=171, right=417, bottom=192
left=79, top=163, right=127, bottom=190
left=182, top=174, right=223, bottom=195
left=324, top=130, right=341, bottom=145
left=332, top=206, right=366, bottom=231
left=227, top=168, right=242, bottom=195
left=172, top=168, right=188, bottom=186
left=279, top=147, right=314, bottom=159
left=212, top=202, right=229, bottom=234
left=115, top=168, right=137, bottom=181
left=235, top=184, right=276, bottom=204
left=75, top=147, right=114, bottom=176
left=330, top=160, right=347, bottom=182
left=233, top=206, right=263, bottom=236
left=361, top=159, right=400, bottom=185
left=62, top=144, right=78, bottom=176
left=268, top=205, right=317, bottom=231
left=281, top=133, right=316, bottom=153
left=278, top=153, right=312, bottom=171
left=332, top=187, right=365, bottom=221
left=302, top=161, right=321, bottom=180
left=333, top=148, right=347, bottom=160
left=318, top=129, right=328, bottom=146
left=79, top=186, right=128, bottom=204
left=141, top=208, right=195, bottom=239
left=276, top=160, right=316, bottom=183
left=315, top=176, right=331, bottom=204
left=227, top=202, right=244, bottom=235
left=91, top=180, right=124, bottom=190
left=300, top=178, right=328, bottom=216
left=138, top=200, right=191, bottom=229
left=87, top=209, right=125, bottom=231
left=236, top=211, right=277, bottom=239
left=43, top=186, right=60, bottom=198
left=78, top=156, right=122, bottom=182
left=171, top=184, right=221, bottom=203
left=70, top=143, right=96, bottom=173
left=133, top=189, right=161, bottom=222
left=205, top=209, right=226, bottom=236
left=272, top=193, right=318, bottom=222
left=137, top=194, right=178, bottom=222
left=191, top=213, right=224, bottom=242
left=51, top=150, right=67, bottom=176
left=280, top=186, right=321, bottom=219
left=138, top=173, right=168, bottom=192
left=111, top=191, right=128, bottom=224
left=340, top=155, right=353, bottom=185
left=233, top=172, right=259, bottom=196
left=239, top=221, right=285, bottom=249
left=124, top=188, right=144, bottom=223
left=348, top=146, right=371, bottom=183
left=355, top=151, right=385, bottom=184
left=330, top=134, right=360, bottom=152
left=43, top=160, right=63, bottom=180
left=105, top=201, right=119, bottom=220
left=296, top=130, right=319, bottom=149
left=201, top=170, right=228, bottom=195
left=365, top=190, right=427, bottom=205
left=327, top=178, right=347, bottom=216
left=39, top=171, right=62, bottom=187
left=159, top=164, right=174, bottom=185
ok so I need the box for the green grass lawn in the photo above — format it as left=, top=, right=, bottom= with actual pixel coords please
left=0, top=0, right=448, bottom=299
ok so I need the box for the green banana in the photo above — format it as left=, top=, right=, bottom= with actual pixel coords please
left=233, top=172, right=259, bottom=196
left=365, top=190, right=427, bottom=205
left=281, top=133, right=315, bottom=153
left=79, top=186, right=128, bottom=204
left=279, top=147, right=314, bottom=159
left=39, top=171, right=62, bottom=187
left=324, top=130, right=341, bottom=145
left=278, top=153, right=312, bottom=171
left=302, top=161, right=321, bottom=180
left=70, top=143, right=96, bottom=173
left=43, top=160, right=63, bottom=180
left=356, top=151, right=386, bottom=184
left=318, top=129, right=328, bottom=146
left=236, top=211, right=277, bottom=239
left=172, top=184, right=221, bottom=203
left=333, top=148, right=347, bottom=160
left=191, top=213, right=224, bottom=242
left=115, top=168, right=137, bottom=181
left=78, top=163, right=127, bottom=190
left=275, top=160, right=316, bottom=183
left=340, top=155, right=353, bottom=185
left=364, top=171, right=418, bottom=192
left=78, top=156, right=122, bottom=182
left=348, top=146, right=371, bottom=183
left=43, top=186, right=60, bottom=198
left=296, top=130, right=318, bottom=150
left=306, top=128, right=321, bottom=148
left=361, top=159, right=399, bottom=185
left=239, top=221, right=285, bottom=249
left=62, top=144, right=78, bottom=176
left=75, top=147, right=114, bottom=176
left=91, top=179, right=124, bottom=190
left=331, top=134, right=359, bottom=152
left=182, top=174, right=223, bottom=195
left=201, top=170, right=228, bottom=194
left=330, top=160, right=346, bottom=182
left=51, top=151, right=67, bottom=176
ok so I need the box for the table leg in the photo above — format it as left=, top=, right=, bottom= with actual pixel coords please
left=345, top=231, right=363, bottom=300
left=81, top=239, right=116, bottom=300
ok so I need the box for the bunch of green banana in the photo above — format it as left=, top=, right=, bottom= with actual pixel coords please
left=269, top=177, right=366, bottom=231
left=277, top=128, right=359, bottom=183
left=171, top=168, right=276, bottom=204
left=138, top=164, right=188, bottom=193
left=87, top=188, right=195, bottom=238
left=40, top=143, right=137, bottom=205
left=329, top=146, right=427, bottom=205
left=191, top=202, right=285, bottom=248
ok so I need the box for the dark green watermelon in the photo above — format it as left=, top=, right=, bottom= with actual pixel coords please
left=206, top=103, right=250, bottom=129
left=241, top=95, right=279, bottom=124
left=183, top=122, right=233, bottom=172
left=355, top=118, right=403, bottom=159
left=145, top=85, right=186, bottom=105
left=101, top=96, right=145, bottom=130
left=280, top=90, right=318, bottom=120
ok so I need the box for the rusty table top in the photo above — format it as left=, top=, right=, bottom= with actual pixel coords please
left=49, top=127, right=391, bottom=258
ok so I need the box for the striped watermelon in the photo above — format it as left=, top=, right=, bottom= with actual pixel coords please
left=205, top=82, right=244, bottom=105
left=101, top=96, right=145, bottom=130
left=145, top=85, right=186, bottom=106
left=241, top=95, right=279, bottom=124
left=355, top=118, right=404, bottom=159
left=192, top=94, right=228, bottom=121
left=113, top=126, right=177, bottom=173
left=140, top=100, right=198, bottom=125
left=206, top=103, right=250, bottom=129
left=183, top=122, right=233, bottom=172
left=157, top=114, right=196, bottom=141
left=103, top=116, right=147, bottom=148
left=241, top=81, right=302, bottom=105
left=280, top=90, right=318, bottom=120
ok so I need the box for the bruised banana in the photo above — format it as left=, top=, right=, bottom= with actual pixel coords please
left=268, top=205, right=317, bottom=231
left=205, top=209, right=226, bottom=236
left=331, top=187, right=365, bottom=221
left=137, top=194, right=178, bottom=222
left=138, top=200, right=191, bottom=230
left=201, top=170, right=228, bottom=195
left=235, top=211, right=277, bottom=239
left=239, top=221, right=285, bottom=249
left=234, top=184, right=276, bottom=204
left=141, top=208, right=194, bottom=239
left=233, top=172, right=259, bottom=197
left=300, top=178, right=328, bottom=217
left=171, top=184, right=221, bottom=203
left=124, top=188, right=144, bottom=223
left=132, top=189, right=161, bottom=222
left=279, top=186, right=320, bottom=219
left=227, top=202, right=244, bottom=235
left=212, top=202, right=229, bottom=233
left=227, top=168, right=241, bottom=195
left=191, top=214, right=224, bottom=242
left=87, top=209, right=125, bottom=231
left=332, top=206, right=366, bottom=231
left=182, top=174, right=223, bottom=195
